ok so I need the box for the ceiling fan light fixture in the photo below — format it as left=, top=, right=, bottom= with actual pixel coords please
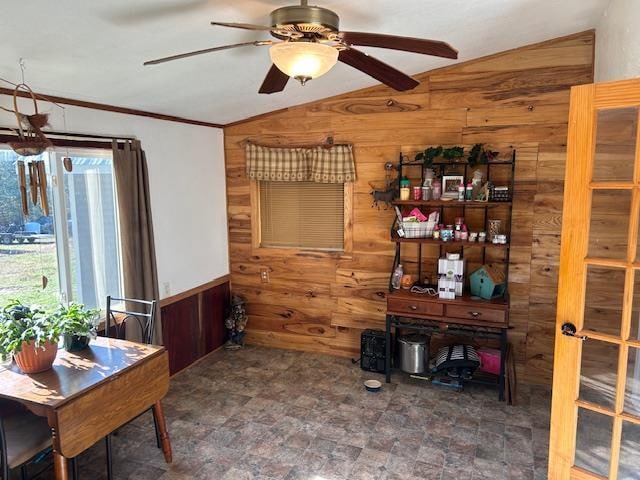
left=269, top=41, right=338, bottom=84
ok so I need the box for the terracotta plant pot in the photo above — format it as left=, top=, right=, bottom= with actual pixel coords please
left=13, top=340, right=58, bottom=374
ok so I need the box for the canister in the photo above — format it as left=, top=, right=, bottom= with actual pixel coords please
left=398, top=334, right=430, bottom=374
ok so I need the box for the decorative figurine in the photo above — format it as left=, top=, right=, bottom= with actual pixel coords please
left=224, top=295, right=248, bottom=349
left=369, top=161, right=398, bottom=209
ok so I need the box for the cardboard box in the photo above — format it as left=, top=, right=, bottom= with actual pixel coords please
left=438, top=277, right=456, bottom=300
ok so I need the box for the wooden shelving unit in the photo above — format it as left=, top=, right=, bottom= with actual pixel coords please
left=384, top=149, right=516, bottom=401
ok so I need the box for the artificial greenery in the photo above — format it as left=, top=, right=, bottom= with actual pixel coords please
left=0, top=300, right=62, bottom=360
left=467, top=143, right=499, bottom=167
left=442, top=146, right=465, bottom=160
left=54, top=303, right=100, bottom=338
left=415, top=144, right=500, bottom=167
left=415, top=145, right=466, bottom=166
left=415, top=146, right=442, bottom=167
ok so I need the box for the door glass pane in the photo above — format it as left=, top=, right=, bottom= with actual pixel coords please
left=579, top=340, right=618, bottom=409
left=588, top=189, right=631, bottom=259
left=62, top=153, right=122, bottom=310
left=593, top=107, right=638, bottom=182
left=619, top=421, right=640, bottom=480
left=0, top=151, right=60, bottom=310
left=575, top=408, right=613, bottom=477
left=631, top=271, right=640, bottom=340
left=584, top=265, right=625, bottom=336
left=625, top=347, right=640, bottom=417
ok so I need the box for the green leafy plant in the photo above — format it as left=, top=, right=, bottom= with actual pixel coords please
left=467, top=143, right=499, bottom=167
left=54, top=303, right=100, bottom=338
left=0, top=300, right=62, bottom=360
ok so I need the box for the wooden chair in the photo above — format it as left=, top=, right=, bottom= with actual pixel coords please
left=103, top=296, right=160, bottom=480
left=0, top=401, right=52, bottom=480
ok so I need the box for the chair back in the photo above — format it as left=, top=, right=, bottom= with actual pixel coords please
left=105, top=296, right=157, bottom=345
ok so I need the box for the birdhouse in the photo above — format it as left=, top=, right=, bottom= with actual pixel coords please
left=470, top=265, right=506, bottom=300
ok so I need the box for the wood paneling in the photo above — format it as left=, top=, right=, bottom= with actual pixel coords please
left=161, top=279, right=229, bottom=374
left=224, top=31, right=595, bottom=384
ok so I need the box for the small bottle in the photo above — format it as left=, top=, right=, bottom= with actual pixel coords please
left=391, top=264, right=404, bottom=290
left=432, top=180, right=442, bottom=200
left=432, top=224, right=441, bottom=240
left=460, top=224, right=469, bottom=241
left=457, top=182, right=465, bottom=201
left=465, top=182, right=473, bottom=201
left=400, top=177, right=410, bottom=201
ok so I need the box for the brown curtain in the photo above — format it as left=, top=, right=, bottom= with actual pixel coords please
left=112, top=140, right=162, bottom=344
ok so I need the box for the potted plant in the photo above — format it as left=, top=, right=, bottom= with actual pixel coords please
left=55, top=303, right=100, bottom=351
left=0, top=300, right=62, bottom=373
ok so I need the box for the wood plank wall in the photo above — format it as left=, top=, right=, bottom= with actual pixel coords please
left=224, top=31, right=595, bottom=385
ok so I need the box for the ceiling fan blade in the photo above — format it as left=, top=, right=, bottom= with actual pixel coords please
left=259, top=65, right=289, bottom=94
left=338, top=48, right=419, bottom=91
left=211, top=21, right=274, bottom=31
left=144, top=41, right=272, bottom=66
left=340, top=32, right=458, bottom=59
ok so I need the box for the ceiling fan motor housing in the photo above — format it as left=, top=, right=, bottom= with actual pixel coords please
left=270, top=5, right=340, bottom=39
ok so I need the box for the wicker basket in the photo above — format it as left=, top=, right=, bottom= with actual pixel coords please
left=402, top=221, right=436, bottom=238
left=8, top=84, right=52, bottom=157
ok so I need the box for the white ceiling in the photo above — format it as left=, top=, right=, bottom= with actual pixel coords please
left=0, top=0, right=609, bottom=125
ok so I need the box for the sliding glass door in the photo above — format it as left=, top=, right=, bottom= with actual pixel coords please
left=0, top=147, right=122, bottom=310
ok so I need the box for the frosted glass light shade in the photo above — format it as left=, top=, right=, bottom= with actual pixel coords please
left=269, top=42, right=338, bottom=81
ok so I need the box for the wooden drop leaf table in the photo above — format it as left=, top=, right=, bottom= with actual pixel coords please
left=0, top=337, right=172, bottom=480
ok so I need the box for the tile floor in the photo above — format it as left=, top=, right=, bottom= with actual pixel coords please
left=27, top=346, right=551, bottom=480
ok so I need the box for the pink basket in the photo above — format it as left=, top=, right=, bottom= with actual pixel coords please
left=478, top=348, right=501, bottom=375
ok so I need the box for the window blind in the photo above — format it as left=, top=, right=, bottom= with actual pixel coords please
left=259, top=181, right=344, bottom=250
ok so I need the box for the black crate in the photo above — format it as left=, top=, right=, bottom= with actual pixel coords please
left=360, top=329, right=387, bottom=373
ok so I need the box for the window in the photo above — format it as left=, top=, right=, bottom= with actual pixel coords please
left=258, top=181, right=345, bottom=251
left=0, top=147, right=122, bottom=310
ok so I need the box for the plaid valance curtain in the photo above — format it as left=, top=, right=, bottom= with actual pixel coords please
left=245, top=143, right=356, bottom=183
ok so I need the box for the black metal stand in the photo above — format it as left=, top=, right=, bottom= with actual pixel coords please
left=384, top=314, right=508, bottom=401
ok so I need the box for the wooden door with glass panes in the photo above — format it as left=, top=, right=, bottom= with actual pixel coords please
left=549, top=78, right=640, bottom=479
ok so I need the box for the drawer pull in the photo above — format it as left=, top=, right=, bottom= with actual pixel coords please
left=410, top=305, right=418, bottom=311
left=468, top=311, right=482, bottom=317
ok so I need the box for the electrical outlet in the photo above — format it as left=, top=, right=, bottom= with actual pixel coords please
left=162, top=282, right=171, bottom=297
left=260, top=268, right=270, bottom=283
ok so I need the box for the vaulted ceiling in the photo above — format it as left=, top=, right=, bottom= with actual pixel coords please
left=0, top=0, right=609, bottom=124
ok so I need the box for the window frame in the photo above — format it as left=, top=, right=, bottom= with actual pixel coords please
left=250, top=180, right=353, bottom=258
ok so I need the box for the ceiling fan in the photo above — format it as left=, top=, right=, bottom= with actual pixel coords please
left=144, top=0, right=458, bottom=94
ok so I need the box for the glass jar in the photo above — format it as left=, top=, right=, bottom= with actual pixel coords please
left=432, top=180, right=442, bottom=200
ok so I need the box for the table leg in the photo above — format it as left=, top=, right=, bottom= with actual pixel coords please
left=54, top=452, right=69, bottom=480
left=152, top=401, right=172, bottom=463
left=385, top=314, right=392, bottom=383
